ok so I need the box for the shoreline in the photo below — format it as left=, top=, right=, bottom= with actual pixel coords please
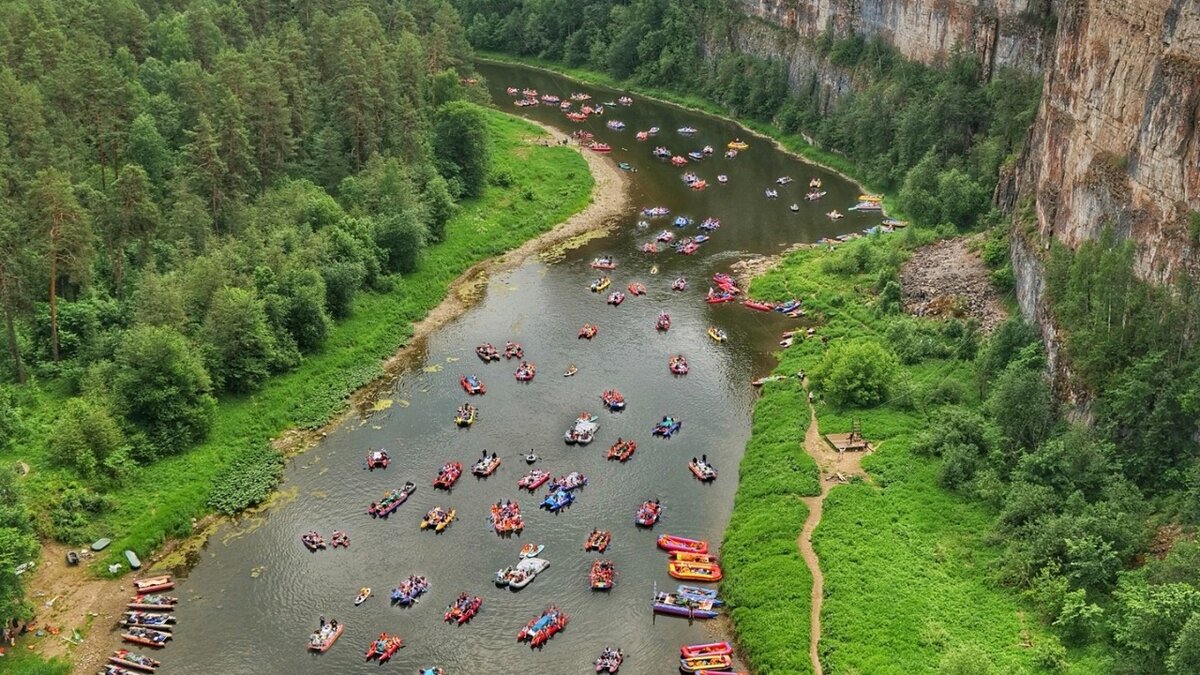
left=23, top=114, right=631, bottom=675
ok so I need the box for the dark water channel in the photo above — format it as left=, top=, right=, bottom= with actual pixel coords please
left=159, top=61, right=877, bottom=674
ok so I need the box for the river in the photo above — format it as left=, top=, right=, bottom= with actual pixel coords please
left=158, top=61, right=876, bottom=674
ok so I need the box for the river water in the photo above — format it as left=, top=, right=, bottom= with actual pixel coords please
left=158, top=62, right=876, bottom=674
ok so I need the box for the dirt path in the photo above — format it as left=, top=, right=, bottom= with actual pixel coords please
left=797, top=382, right=870, bottom=675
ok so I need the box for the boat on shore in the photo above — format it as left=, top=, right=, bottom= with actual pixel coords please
left=132, top=576, right=174, bottom=593
left=122, top=626, right=172, bottom=648
left=681, top=654, right=734, bottom=672
left=652, top=590, right=718, bottom=619
left=668, top=559, right=723, bottom=582
left=120, top=612, right=175, bottom=630
left=657, top=534, right=709, bottom=554
left=127, top=595, right=176, bottom=611
left=108, top=650, right=161, bottom=673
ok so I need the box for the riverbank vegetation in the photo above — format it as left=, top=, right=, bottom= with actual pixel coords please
left=455, top=0, right=1041, bottom=231
left=0, top=0, right=595, bottom=622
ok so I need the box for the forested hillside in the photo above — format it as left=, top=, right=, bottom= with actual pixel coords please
left=0, top=0, right=498, bottom=621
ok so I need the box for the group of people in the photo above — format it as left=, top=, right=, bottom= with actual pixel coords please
left=309, top=617, right=339, bottom=648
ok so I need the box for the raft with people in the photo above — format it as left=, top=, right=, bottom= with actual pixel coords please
left=591, top=256, right=617, bottom=269
left=419, top=507, right=456, bottom=532
left=475, top=343, right=500, bottom=362
left=657, top=311, right=672, bottom=331
left=521, top=543, right=545, bottom=558
left=641, top=206, right=670, bottom=217
left=517, top=606, right=568, bottom=646
left=584, top=529, right=612, bottom=552
left=433, top=461, right=463, bottom=489
left=541, top=489, right=575, bottom=512
left=699, top=217, right=721, bottom=231
left=673, top=215, right=693, bottom=227
left=655, top=230, right=675, bottom=243
left=564, top=412, right=598, bottom=444
left=606, top=291, right=625, bottom=306
left=503, top=341, right=524, bottom=359
left=689, top=456, right=717, bottom=481
left=706, top=289, right=736, bottom=304
left=514, top=361, right=536, bottom=381
left=627, top=282, right=646, bottom=295
left=589, top=559, right=615, bottom=590
left=390, top=575, right=430, bottom=606
left=307, top=619, right=343, bottom=652
left=671, top=277, right=687, bottom=291
left=669, top=355, right=689, bottom=375
left=490, top=500, right=524, bottom=534
left=353, top=586, right=371, bottom=605
left=301, top=531, right=326, bottom=551
left=578, top=323, right=599, bottom=340
left=589, top=276, right=611, bottom=292
left=549, top=471, right=588, bottom=492
left=499, top=557, right=549, bottom=589
left=368, top=481, right=416, bottom=518
left=636, top=499, right=662, bottom=526
left=671, top=155, right=688, bottom=166
left=518, top=469, right=551, bottom=491
left=460, top=374, right=485, bottom=395
left=607, top=438, right=636, bottom=461
left=444, top=593, right=483, bottom=625
left=330, top=530, right=349, bottom=548
left=727, top=139, right=749, bottom=150
left=652, top=416, right=682, bottom=438
left=640, top=242, right=658, bottom=253
left=472, top=452, right=501, bottom=476
left=363, top=633, right=403, bottom=662
left=595, top=646, right=625, bottom=672
left=601, top=389, right=626, bottom=411
left=707, top=326, right=727, bottom=342
left=454, top=403, right=477, bottom=427
left=366, top=449, right=390, bottom=470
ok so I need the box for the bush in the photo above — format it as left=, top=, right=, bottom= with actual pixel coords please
left=812, top=339, right=899, bottom=407
left=51, top=398, right=127, bottom=479
left=47, top=484, right=111, bottom=542
left=207, top=445, right=284, bottom=515
left=112, top=325, right=216, bottom=459
left=200, top=287, right=277, bottom=392
left=374, top=212, right=428, bottom=274
left=986, top=364, right=1054, bottom=453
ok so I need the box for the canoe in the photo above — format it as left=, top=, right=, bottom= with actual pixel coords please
left=122, top=627, right=172, bottom=648
left=354, top=588, right=371, bottom=605
left=125, top=550, right=141, bottom=569
left=108, top=650, right=161, bottom=673
left=657, top=534, right=709, bottom=554
left=132, top=576, right=173, bottom=593
left=92, top=538, right=112, bottom=551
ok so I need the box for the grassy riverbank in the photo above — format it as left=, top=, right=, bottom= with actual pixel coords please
left=725, top=233, right=1100, bottom=674
left=14, top=110, right=595, bottom=567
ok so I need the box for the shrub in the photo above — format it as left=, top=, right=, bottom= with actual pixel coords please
left=812, top=339, right=899, bottom=407
left=50, top=397, right=127, bottom=479
left=207, top=445, right=284, bottom=515
left=374, top=212, right=428, bottom=274
left=47, top=484, right=111, bottom=542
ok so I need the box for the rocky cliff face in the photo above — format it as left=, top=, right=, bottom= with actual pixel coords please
left=1010, top=0, right=1200, bottom=285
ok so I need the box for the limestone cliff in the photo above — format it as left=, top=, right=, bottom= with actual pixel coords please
left=1010, top=0, right=1200, bottom=285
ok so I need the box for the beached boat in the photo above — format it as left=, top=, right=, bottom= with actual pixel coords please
left=668, top=559, right=723, bottom=582
left=584, top=529, right=612, bottom=552
left=677, top=585, right=724, bottom=605
left=606, top=438, right=636, bottom=462
left=689, top=457, right=717, bottom=481
left=652, top=590, right=719, bottom=619
left=541, top=489, right=575, bottom=512
left=706, top=290, right=735, bottom=304
left=108, top=649, right=161, bottom=673
left=433, top=461, right=463, bottom=489
left=390, top=575, right=429, bottom=606
left=588, top=142, right=612, bottom=153
left=601, top=389, right=626, bottom=411
left=751, top=374, right=787, bottom=387
left=657, top=534, right=709, bottom=554
left=743, top=299, right=775, bottom=311
left=419, top=507, right=456, bottom=532
left=120, top=612, right=175, bottom=629
left=454, top=404, right=477, bottom=427
left=517, top=606, right=568, bottom=647
left=444, top=593, right=483, bottom=625
left=366, top=448, right=391, bottom=469
left=652, top=416, right=682, bottom=438
left=307, top=620, right=343, bottom=652
left=460, top=374, right=485, bottom=395
left=590, top=559, right=615, bottom=590
left=132, top=576, right=173, bottom=594
left=122, top=627, right=172, bottom=648
left=681, top=654, right=734, bottom=672
left=518, top=469, right=551, bottom=491
left=368, top=481, right=416, bottom=518
left=127, top=595, right=176, bottom=611
left=636, top=499, right=662, bottom=527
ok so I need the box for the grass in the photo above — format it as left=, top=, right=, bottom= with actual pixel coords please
left=476, top=52, right=911, bottom=223
left=722, top=234, right=1102, bottom=674
left=12, top=109, right=594, bottom=569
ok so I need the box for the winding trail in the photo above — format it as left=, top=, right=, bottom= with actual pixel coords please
left=797, top=382, right=871, bottom=675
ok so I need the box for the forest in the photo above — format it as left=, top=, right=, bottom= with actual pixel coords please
left=0, top=0, right=499, bottom=623
left=461, top=0, right=1200, bottom=672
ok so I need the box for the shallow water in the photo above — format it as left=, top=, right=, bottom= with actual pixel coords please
left=158, top=61, right=878, bottom=674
